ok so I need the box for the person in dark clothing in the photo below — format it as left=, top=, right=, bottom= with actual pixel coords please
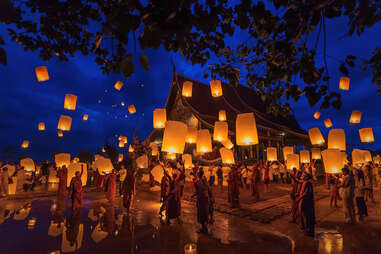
left=216, top=166, right=223, bottom=189
left=297, top=172, right=315, bottom=237
left=193, top=170, right=212, bottom=234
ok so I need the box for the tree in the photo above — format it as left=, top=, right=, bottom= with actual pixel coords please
left=1, top=0, right=380, bottom=115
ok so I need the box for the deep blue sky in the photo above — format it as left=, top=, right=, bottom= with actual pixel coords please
left=1, top=12, right=380, bottom=161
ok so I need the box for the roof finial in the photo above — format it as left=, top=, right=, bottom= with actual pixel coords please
left=171, top=56, right=176, bottom=74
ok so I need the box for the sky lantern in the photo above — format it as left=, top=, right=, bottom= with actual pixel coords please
left=182, top=81, right=193, bottom=97
left=220, top=147, right=235, bottom=164
left=153, top=108, right=166, bottom=128
left=286, top=154, right=299, bottom=170
left=118, top=154, right=124, bottom=162
left=322, top=149, right=344, bottom=174
left=35, top=66, right=49, bottom=82
left=349, top=110, right=361, bottom=124
left=128, top=105, right=136, bottom=114
left=300, top=150, right=310, bottom=164
left=186, top=126, right=198, bottom=144
left=363, top=150, right=372, bottom=162
left=213, top=121, right=228, bottom=142
left=55, top=153, right=71, bottom=168
left=118, top=141, right=124, bottom=148
left=373, top=155, right=381, bottom=164
left=222, top=138, right=234, bottom=149
left=57, top=115, right=72, bottom=131
left=114, top=80, right=123, bottom=91
left=324, top=118, right=333, bottom=128
left=20, top=158, right=35, bottom=171
left=197, top=129, right=212, bottom=153
left=182, top=154, right=193, bottom=169
left=38, top=122, right=46, bottom=131
left=63, top=94, right=78, bottom=111
left=121, top=101, right=125, bottom=106
left=57, top=130, right=63, bottom=137
left=283, top=146, right=294, bottom=160
left=311, top=148, right=321, bottom=160
left=313, top=111, right=321, bottom=119
left=83, top=114, right=88, bottom=121
left=308, top=127, right=325, bottom=145
left=128, top=145, right=134, bottom=152
left=210, top=79, right=223, bottom=97
left=352, top=149, right=365, bottom=166
left=136, top=155, right=148, bottom=168
left=236, top=113, right=258, bottom=146
left=328, top=129, right=346, bottom=151
left=359, top=128, right=374, bottom=143
left=21, top=140, right=29, bottom=149
left=162, top=121, right=187, bottom=154
left=167, top=153, right=176, bottom=160
left=101, top=147, right=106, bottom=153
left=339, top=76, right=350, bottom=90
left=150, top=142, right=159, bottom=156
left=266, top=147, right=277, bottom=162
left=219, top=110, right=227, bottom=121
left=93, top=158, right=113, bottom=175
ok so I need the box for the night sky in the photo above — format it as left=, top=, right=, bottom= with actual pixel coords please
left=1, top=13, right=380, bottom=162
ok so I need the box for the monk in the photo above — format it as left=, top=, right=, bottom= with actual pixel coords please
left=227, top=166, right=240, bottom=208
left=297, top=172, right=315, bottom=237
left=250, top=165, right=261, bottom=200
left=106, top=169, right=117, bottom=203
left=159, top=173, right=169, bottom=218
left=57, top=165, right=68, bottom=196
left=123, top=159, right=137, bottom=213
left=193, top=170, right=211, bottom=234
left=290, top=169, right=302, bottom=224
left=165, top=161, right=185, bottom=223
left=69, top=166, right=83, bottom=210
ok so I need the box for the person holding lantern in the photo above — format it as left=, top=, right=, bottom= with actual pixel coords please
left=57, top=165, right=68, bottom=196
left=164, top=161, right=185, bottom=223
left=69, top=165, right=84, bottom=210
left=227, top=165, right=241, bottom=208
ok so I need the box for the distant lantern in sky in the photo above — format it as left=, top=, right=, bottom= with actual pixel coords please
left=114, top=81, right=123, bottom=91
left=311, top=148, right=321, bottom=160
left=197, top=129, right=212, bottom=153
left=322, top=149, right=344, bottom=174
left=308, top=127, right=325, bottom=145
left=38, top=122, right=46, bottom=131
left=121, top=102, right=125, bottom=106
left=220, top=147, right=235, bottom=164
left=83, top=114, right=88, bottom=121
left=339, top=76, right=350, bottom=90
left=324, top=118, right=333, bottom=128
left=118, top=154, right=124, bottom=162
left=300, top=150, right=310, bottom=164
left=182, top=81, right=193, bottom=97
left=213, top=121, right=228, bottom=142
left=210, top=79, right=223, bottom=97
left=64, top=94, right=78, bottom=111
left=328, top=129, right=346, bottom=151
left=128, top=145, right=134, bottom=152
left=153, top=108, right=166, bottom=129
left=219, top=110, right=227, bottom=121
left=283, top=146, right=294, bottom=160
left=167, top=153, right=176, bottom=160
left=359, top=128, right=374, bottom=143
left=57, top=115, right=72, bottom=131
left=35, top=66, right=49, bottom=82
left=222, top=138, right=234, bottom=149
left=266, top=147, right=277, bottom=162
left=21, top=140, right=29, bottom=149
left=162, top=121, right=187, bottom=154
left=286, top=154, right=299, bottom=170
left=349, top=110, right=361, bottom=124
left=102, top=147, right=106, bottom=153
left=236, top=113, right=258, bottom=146
left=186, top=126, right=198, bottom=144
left=313, top=112, right=321, bottom=119
left=128, top=105, right=136, bottom=114
left=118, top=141, right=124, bottom=148
left=373, top=155, right=381, bottom=164
left=363, top=150, right=372, bottom=162
left=57, top=130, right=63, bottom=137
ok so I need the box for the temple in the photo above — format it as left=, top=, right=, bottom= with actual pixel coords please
left=147, top=69, right=309, bottom=161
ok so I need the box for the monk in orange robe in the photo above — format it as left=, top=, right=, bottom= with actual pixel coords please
left=69, top=166, right=83, bottom=210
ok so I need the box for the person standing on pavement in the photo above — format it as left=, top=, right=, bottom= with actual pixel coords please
left=119, top=165, right=127, bottom=196
left=297, top=172, right=315, bottom=237
left=69, top=166, right=84, bottom=210
left=227, top=165, right=241, bottom=208
left=341, top=167, right=356, bottom=224
left=208, top=166, right=216, bottom=187
left=250, top=165, right=261, bottom=201
left=193, top=170, right=212, bottom=234
left=354, top=169, right=368, bottom=221
left=216, top=166, right=223, bottom=190
left=364, top=165, right=374, bottom=202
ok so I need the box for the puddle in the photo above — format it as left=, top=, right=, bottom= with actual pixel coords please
left=316, top=231, right=343, bottom=254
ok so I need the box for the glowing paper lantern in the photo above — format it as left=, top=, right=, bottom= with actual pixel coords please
left=121, top=102, right=125, bottom=106
left=283, top=146, right=294, bottom=160
left=286, top=154, right=299, bottom=170
left=266, top=147, right=277, bottom=162
left=313, top=112, right=321, bottom=119
left=35, top=66, right=49, bottom=82
left=162, top=121, right=187, bottom=154
left=196, top=129, right=212, bottom=153
left=57, top=130, right=63, bottom=137
left=118, top=154, right=124, bottom=162
left=339, top=76, right=350, bottom=90
left=153, top=108, right=166, bottom=129
left=21, top=140, right=30, bottom=149
left=220, top=148, right=235, bottom=164
left=20, top=158, right=35, bottom=171
left=118, top=141, right=125, bottom=148
left=311, top=148, right=321, bottom=160
left=324, top=118, right=333, bottom=128
left=373, top=155, right=381, bottom=164
left=94, top=158, right=113, bottom=175
left=167, top=153, right=176, bottom=160
left=63, top=94, right=77, bottom=111
left=102, top=147, right=106, bottom=153
left=352, top=149, right=365, bottom=166
left=83, top=114, right=88, bottom=121
left=57, top=115, right=72, bottom=131
left=236, top=113, right=259, bottom=146
left=150, top=142, right=159, bottom=156
left=38, top=122, right=46, bottom=131
left=114, top=81, right=123, bottom=91
left=210, top=79, right=223, bottom=97
left=73, top=157, right=79, bottom=163
left=182, top=154, right=193, bottom=169
left=55, top=153, right=71, bottom=167
left=308, top=127, right=325, bottom=145
left=213, top=121, right=228, bottom=142
left=328, top=129, right=346, bottom=151
left=128, top=105, right=136, bottom=114
left=136, top=155, right=148, bottom=169
left=151, top=165, right=164, bottom=182
left=186, top=126, right=198, bottom=144
left=300, top=150, right=310, bottom=164
left=359, top=128, right=374, bottom=143
left=222, top=138, right=234, bottom=149
left=128, top=145, right=134, bottom=152
left=219, top=110, right=227, bottom=121
left=349, top=110, right=361, bottom=124
left=322, top=149, right=345, bottom=174
left=182, top=81, right=193, bottom=97
left=363, top=150, right=372, bottom=162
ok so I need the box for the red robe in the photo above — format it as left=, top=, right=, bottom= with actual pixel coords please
left=123, top=172, right=136, bottom=212
left=57, top=167, right=68, bottom=196
left=69, top=176, right=83, bottom=210
left=250, top=169, right=261, bottom=199
left=106, top=173, right=117, bottom=203
left=228, top=169, right=240, bottom=208
left=194, top=178, right=210, bottom=224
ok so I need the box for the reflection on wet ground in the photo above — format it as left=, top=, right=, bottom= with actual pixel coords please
left=0, top=192, right=294, bottom=254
